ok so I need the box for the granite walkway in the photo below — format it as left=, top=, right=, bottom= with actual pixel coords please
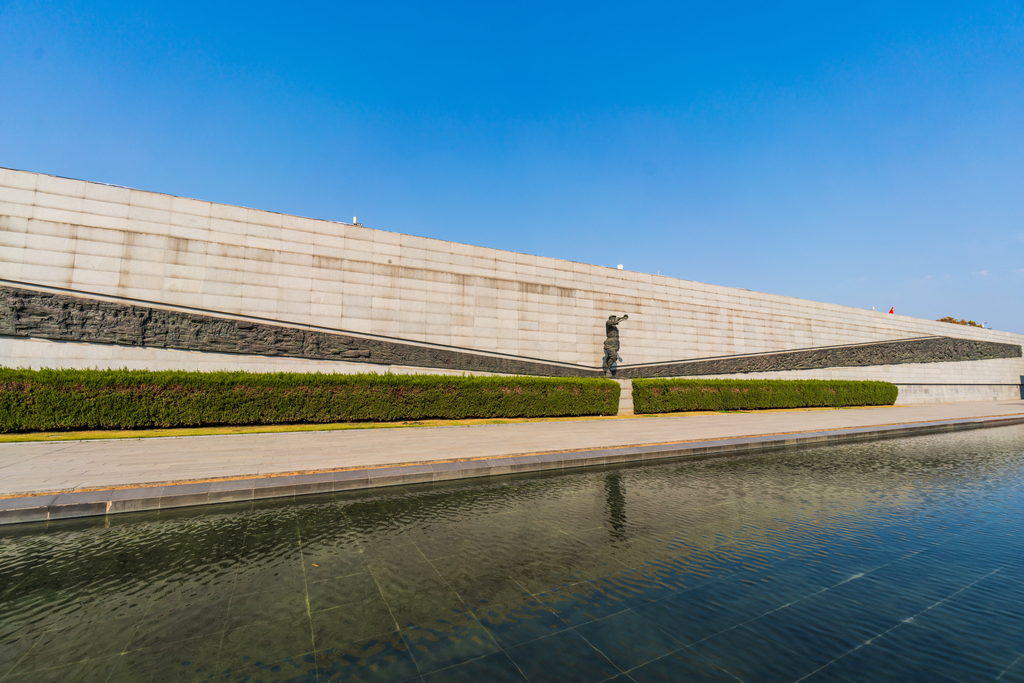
left=2, top=400, right=1024, bottom=524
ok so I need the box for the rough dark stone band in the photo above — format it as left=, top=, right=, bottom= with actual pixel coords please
left=616, top=336, right=1022, bottom=378
left=1, top=285, right=1018, bottom=378
left=0, top=285, right=601, bottom=378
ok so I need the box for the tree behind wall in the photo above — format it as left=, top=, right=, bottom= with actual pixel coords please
left=937, top=317, right=983, bottom=327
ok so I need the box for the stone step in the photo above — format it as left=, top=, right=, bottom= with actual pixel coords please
left=615, top=379, right=633, bottom=416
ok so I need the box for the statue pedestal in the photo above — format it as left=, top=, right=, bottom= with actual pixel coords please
left=615, top=379, right=633, bottom=416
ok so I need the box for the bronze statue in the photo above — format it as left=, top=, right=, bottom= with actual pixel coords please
left=602, top=314, right=628, bottom=376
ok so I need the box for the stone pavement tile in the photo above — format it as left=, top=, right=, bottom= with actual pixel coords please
left=510, top=455, right=542, bottom=471
left=532, top=452, right=566, bottom=466
left=208, top=478, right=255, bottom=504
left=159, top=482, right=212, bottom=509
left=0, top=493, right=58, bottom=509
left=399, top=464, right=434, bottom=485
left=293, top=471, right=337, bottom=488
left=0, top=494, right=57, bottom=524
left=477, top=457, right=516, bottom=475
left=107, top=486, right=163, bottom=514
left=48, top=491, right=110, bottom=519
left=252, top=476, right=296, bottom=499
left=332, top=469, right=370, bottom=491
left=430, top=461, right=477, bottom=482
left=364, top=467, right=404, bottom=488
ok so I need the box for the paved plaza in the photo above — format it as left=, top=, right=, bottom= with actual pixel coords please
left=2, top=400, right=1023, bottom=499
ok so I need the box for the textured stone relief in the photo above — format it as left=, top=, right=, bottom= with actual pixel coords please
left=616, top=337, right=1022, bottom=379
left=1, top=285, right=1019, bottom=378
left=0, top=286, right=600, bottom=377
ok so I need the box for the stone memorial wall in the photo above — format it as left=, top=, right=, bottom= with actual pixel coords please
left=1, top=167, right=1022, bottom=403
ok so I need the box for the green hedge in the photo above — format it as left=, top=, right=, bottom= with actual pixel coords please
left=632, top=378, right=898, bottom=413
left=0, top=368, right=620, bottom=432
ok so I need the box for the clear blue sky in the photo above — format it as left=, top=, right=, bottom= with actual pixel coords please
left=2, top=1, right=1022, bottom=332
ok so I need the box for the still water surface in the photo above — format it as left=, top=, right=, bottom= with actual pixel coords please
left=2, top=426, right=1024, bottom=682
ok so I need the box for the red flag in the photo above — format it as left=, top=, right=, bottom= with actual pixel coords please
left=889, top=307, right=894, bottom=314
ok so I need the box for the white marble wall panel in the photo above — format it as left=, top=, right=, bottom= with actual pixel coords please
left=2, top=168, right=1023, bottom=393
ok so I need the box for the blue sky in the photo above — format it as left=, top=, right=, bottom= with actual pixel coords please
left=2, top=1, right=1023, bottom=332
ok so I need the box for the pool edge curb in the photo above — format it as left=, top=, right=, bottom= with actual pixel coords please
left=4, top=414, right=1024, bottom=525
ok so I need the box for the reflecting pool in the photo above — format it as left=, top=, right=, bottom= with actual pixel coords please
left=2, top=425, right=1024, bottom=682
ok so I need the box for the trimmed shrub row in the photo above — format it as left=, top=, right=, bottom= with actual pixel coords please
left=632, top=378, right=898, bottom=413
left=0, top=368, right=620, bottom=433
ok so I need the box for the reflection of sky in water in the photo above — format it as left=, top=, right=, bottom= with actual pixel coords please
left=2, top=426, right=1023, bottom=682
